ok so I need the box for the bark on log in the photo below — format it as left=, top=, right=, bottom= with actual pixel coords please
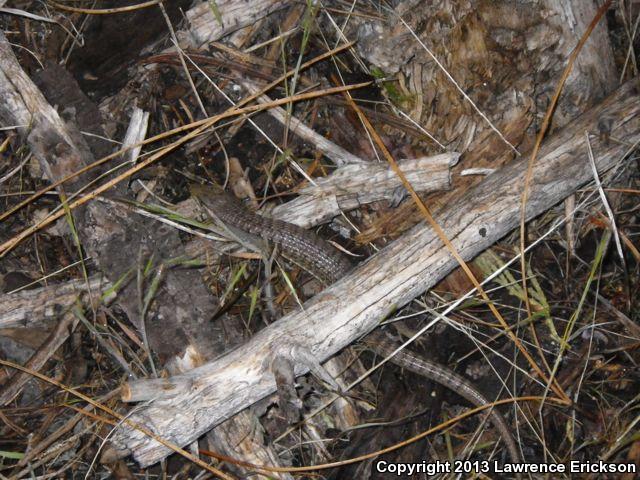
left=0, top=276, right=109, bottom=329
left=179, top=0, right=289, bottom=48
left=271, top=154, right=460, bottom=228
left=0, top=33, right=95, bottom=190
left=112, top=79, right=640, bottom=466
left=544, top=0, right=618, bottom=112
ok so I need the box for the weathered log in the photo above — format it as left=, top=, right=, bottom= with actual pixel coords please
left=112, top=79, right=640, bottom=466
left=271, top=154, right=459, bottom=228
left=0, top=33, right=94, bottom=190
left=0, top=276, right=109, bottom=329
left=179, top=0, right=290, bottom=48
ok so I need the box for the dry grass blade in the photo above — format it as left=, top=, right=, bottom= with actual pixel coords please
left=48, top=0, right=161, bottom=15
left=586, top=131, right=626, bottom=266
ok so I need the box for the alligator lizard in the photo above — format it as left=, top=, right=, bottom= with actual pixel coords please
left=191, top=183, right=521, bottom=465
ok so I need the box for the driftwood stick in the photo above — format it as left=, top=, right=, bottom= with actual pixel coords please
left=179, top=0, right=289, bottom=48
left=0, top=275, right=110, bottom=329
left=270, top=154, right=459, bottom=228
left=0, top=31, right=86, bottom=188
left=112, top=79, right=640, bottom=466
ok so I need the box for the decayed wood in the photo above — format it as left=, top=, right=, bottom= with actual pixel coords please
left=544, top=0, right=618, bottom=106
left=353, top=0, right=619, bottom=244
left=112, top=79, right=640, bottom=466
left=0, top=32, right=91, bottom=190
left=271, top=154, right=459, bottom=228
left=179, top=0, right=289, bottom=48
left=207, top=410, right=294, bottom=480
left=0, top=276, right=109, bottom=329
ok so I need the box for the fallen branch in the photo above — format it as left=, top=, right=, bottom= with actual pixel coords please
left=271, top=154, right=459, bottom=228
left=0, top=275, right=109, bottom=329
left=179, top=0, right=289, bottom=48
